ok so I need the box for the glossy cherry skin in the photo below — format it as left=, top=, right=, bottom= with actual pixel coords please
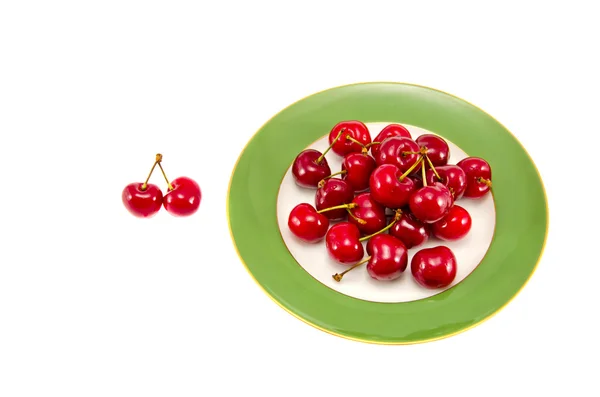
left=375, top=136, right=421, bottom=173
left=409, top=182, right=453, bottom=223
left=292, top=149, right=332, bottom=188
left=369, top=164, right=416, bottom=209
left=371, top=124, right=412, bottom=158
left=122, top=183, right=163, bottom=218
left=432, top=205, right=472, bottom=241
left=365, top=234, right=408, bottom=281
left=163, top=177, right=201, bottom=217
left=390, top=212, right=430, bottom=249
left=411, top=246, right=457, bottom=289
left=328, top=120, right=371, bottom=156
left=341, top=153, right=376, bottom=192
left=288, top=203, right=329, bottom=243
left=348, top=193, right=387, bottom=236
left=314, top=178, right=354, bottom=220
left=325, top=222, right=364, bottom=264
left=457, top=157, right=492, bottom=198
left=425, top=165, right=467, bottom=200
left=416, top=134, right=450, bottom=167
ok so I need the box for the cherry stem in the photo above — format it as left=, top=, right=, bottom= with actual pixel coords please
left=365, top=142, right=381, bottom=148
left=318, top=170, right=347, bottom=186
left=317, top=203, right=357, bottom=214
left=141, top=153, right=163, bottom=191
left=358, top=210, right=402, bottom=242
left=316, top=129, right=344, bottom=164
left=346, top=208, right=367, bottom=225
left=478, top=177, right=492, bottom=187
left=425, top=155, right=442, bottom=180
left=398, top=156, right=424, bottom=182
left=402, top=147, right=428, bottom=157
left=332, top=257, right=370, bottom=282
left=157, top=161, right=174, bottom=191
left=421, top=160, right=427, bottom=186
left=345, top=135, right=366, bottom=148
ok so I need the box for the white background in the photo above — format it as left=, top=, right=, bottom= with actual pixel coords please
left=0, top=1, right=598, bottom=396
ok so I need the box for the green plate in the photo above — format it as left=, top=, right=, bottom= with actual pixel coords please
left=227, top=82, right=548, bottom=344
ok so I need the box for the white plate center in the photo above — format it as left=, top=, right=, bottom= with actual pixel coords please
left=276, top=122, right=496, bottom=303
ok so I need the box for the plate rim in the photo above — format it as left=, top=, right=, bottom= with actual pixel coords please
left=227, top=81, right=549, bottom=345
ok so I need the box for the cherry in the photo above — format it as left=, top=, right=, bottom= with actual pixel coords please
left=369, top=157, right=423, bottom=209
left=347, top=193, right=387, bottom=236
left=365, top=234, right=408, bottom=281
left=341, top=152, right=376, bottom=192
left=122, top=183, right=163, bottom=218
left=375, top=136, right=421, bottom=174
left=291, top=149, right=332, bottom=189
left=409, top=181, right=453, bottom=223
left=328, top=121, right=372, bottom=156
left=163, top=176, right=202, bottom=217
left=390, top=211, right=430, bottom=249
left=315, top=178, right=354, bottom=220
left=288, top=203, right=330, bottom=243
left=411, top=246, right=457, bottom=289
left=291, top=131, right=346, bottom=188
left=416, top=134, right=449, bottom=167
left=432, top=205, right=472, bottom=241
left=457, top=157, right=492, bottom=198
left=325, top=222, right=364, bottom=264
left=122, top=153, right=165, bottom=218
left=370, top=124, right=412, bottom=158
left=425, top=165, right=467, bottom=200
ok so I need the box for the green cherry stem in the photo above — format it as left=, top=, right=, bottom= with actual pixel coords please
left=141, top=153, right=162, bottom=191
left=157, top=158, right=174, bottom=191
left=398, top=156, right=424, bottom=182
left=358, top=210, right=402, bottom=242
left=318, top=170, right=347, bottom=186
left=365, top=142, right=381, bottom=148
left=345, top=135, right=366, bottom=148
left=316, top=203, right=357, bottom=214
left=316, top=129, right=344, bottom=164
left=478, top=177, right=492, bottom=187
left=332, top=257, right=370, bottom=282
left=347, top=208, right=367, bottom=225
left=421, top=159, right=427, bottom=186
left=425, top=155, right=442, bottom=180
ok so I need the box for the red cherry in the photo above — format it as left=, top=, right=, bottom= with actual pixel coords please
left=411, top=246, right=457, bottom=289
left=122, top=183, right=163, bottom=218
left=370, top=124, right=412, bottom=158
left=347, top=193, right=387, bottom=236
left=369, top=164, right=416, bottom=209
left=315, top=178, right=354, bottom=220
left=375, top=136, right=421, bottom=173
left=432, top=205, right=472, bottom=241
left=416, top=134, right=450, bottom=167
left=390, top=212, right=430, bottom=249
left=365, top=234, right=408, bottom=281
left=328, top=121, right=371, bottom=156
left=325, top=222, right=364, bottom=264
left=409, top=182, right=453, bottom=223
left=341, top=153, right=376, bottom=192
left=425, top=165, right=467, bottom=200
left=457, top=157, right=492, bottom=198
left=291, top=149, right=332, bottom=188
left=288, top=203, right=329, bottom=243
left=163, top=176, right=202, bottom=217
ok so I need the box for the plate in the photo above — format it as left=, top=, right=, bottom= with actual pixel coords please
left=227, top=82, right=548, bottom=344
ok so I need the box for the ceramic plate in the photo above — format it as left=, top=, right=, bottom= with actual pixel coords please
left=227, top=82, right=548, bottom=344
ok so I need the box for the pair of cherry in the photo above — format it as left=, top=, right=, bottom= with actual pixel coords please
left=122, top=154, right=201, bottom=218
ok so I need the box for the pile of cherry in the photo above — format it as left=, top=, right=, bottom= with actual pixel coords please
left=287, top=121, right=492, bottom=289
